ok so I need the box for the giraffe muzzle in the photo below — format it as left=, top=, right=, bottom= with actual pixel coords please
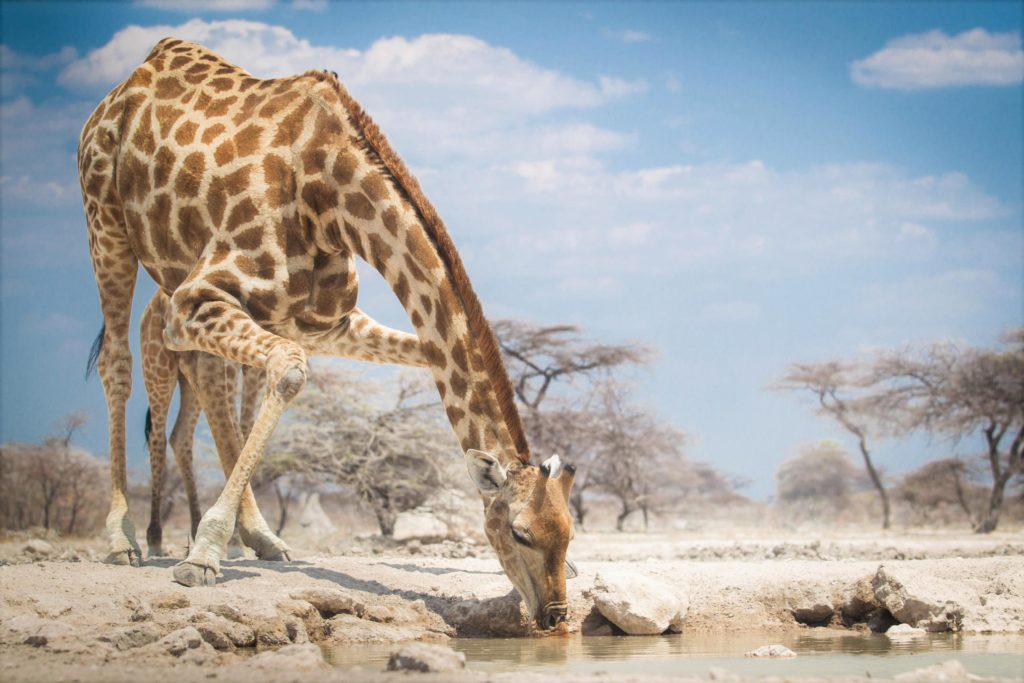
left=538, top=600, right=569, bottom=630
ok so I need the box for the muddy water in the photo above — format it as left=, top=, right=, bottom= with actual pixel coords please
left=323, top=631, right=1024, bottom=678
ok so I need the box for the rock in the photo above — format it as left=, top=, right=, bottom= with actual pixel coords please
left=887, top=623, right=927, bottom=636
left=130, top=604, right=154, bottom=622
left=868, top=608, right=899, bottom=633
left=787, top=585, right=834, bottom=625
left=20, top=619, right=80, bottom=651
left=98, top=623, right=162, bottom=650
left=151, top=592, right=190, bottom=610
left=211, top=599, right=289, bottom=646
left=873, top=565, right=968, bottom=632
left=290, top=587, right=361, bottom=618
left=190, top=611, right=256, bottom=649
left=326, top=613, right=440, bottom=643
left=589, top=572, right=687, bottom=635
left=276, top=598, right=326, bottom=642
left=242, top=643, right=328, bottom=671
left=393, top=511, right=449, bottom=543
left=895, top=659, right=976, bottom=681
left=443, top=592, right=527, bottom=637
left=840, top=575, right=882, bottom=626
left=387, top=642, right=465, bottom=672
left=580, top=607, right=616, bottom=636
left=22, top=539, right=55, bottom=558
left=744, top=644, right=797, bottom=658
left=155, top=626, right=206, bottom=657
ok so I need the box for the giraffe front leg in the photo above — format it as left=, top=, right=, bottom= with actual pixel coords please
left=307, top=308, right=427, bottom=366
left=166, top=292, right=306, bottom=587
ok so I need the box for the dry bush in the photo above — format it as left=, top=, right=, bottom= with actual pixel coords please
left=775, top=441, right=871, bottom=525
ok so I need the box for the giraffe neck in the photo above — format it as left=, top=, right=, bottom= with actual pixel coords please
left=315, top=75, right=530, bottom=467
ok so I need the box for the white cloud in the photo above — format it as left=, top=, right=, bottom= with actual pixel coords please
left=606, top=29, right=653, bottom=44
left=703, top=300, right=762, bottom=323
left=608, top=222, right=654, bottom=247
left=851, top=28, right=1024, bottom=89
left=134, top=0, right=275, bottom=11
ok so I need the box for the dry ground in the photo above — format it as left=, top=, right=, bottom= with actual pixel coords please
left=1, top=527, right=1022, bottom=682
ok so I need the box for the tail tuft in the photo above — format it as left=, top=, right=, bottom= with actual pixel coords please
left=144, top=407, right=153, bottom=450
left=85, top=324, right=105, bottom=380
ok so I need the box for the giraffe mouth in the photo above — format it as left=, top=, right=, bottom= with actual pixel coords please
left=537, top=600, right=569, bottom=630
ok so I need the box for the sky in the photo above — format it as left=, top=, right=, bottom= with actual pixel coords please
left=1, top=1, right=1021, bottom=500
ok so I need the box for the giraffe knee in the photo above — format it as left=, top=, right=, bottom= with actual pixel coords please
left=275, top=366, right=306, bottom=401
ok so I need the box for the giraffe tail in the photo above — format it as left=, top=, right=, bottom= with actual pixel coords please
left=144, top=407, right=153, bottom=450
left=85, top=323, right=105, bottom=380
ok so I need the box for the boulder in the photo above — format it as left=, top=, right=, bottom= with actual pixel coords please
left=744, top=644, right=797, bottom=658
left=154, top=626, right=208, bottom=657
left=290, top=587, right=361, bottom=618
left=886, top=623, right=927, bottom=636
left=443, top=592, right=527, bottom=637
left=151, top=592, right=190, bottom=610
left=589, top=572, right=687, bottom=635
left=786, top=585, right=834, bottom=625
left=387, top=642, right=466, bottom=672
left=393, top=511, right=449, bottom=543
left=872, top=565, right=969, bottom=632
left=190, top=611, right=256, bottom=649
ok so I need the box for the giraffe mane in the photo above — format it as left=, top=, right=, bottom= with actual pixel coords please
left=308, top=70, right=532, bottom=464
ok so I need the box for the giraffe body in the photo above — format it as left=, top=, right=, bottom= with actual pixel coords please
left=79, top=38, right=575, bottom=630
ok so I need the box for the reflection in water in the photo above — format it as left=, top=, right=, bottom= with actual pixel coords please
left=322, top=631, right=1024, bottom=678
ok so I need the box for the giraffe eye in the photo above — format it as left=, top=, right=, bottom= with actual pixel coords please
left=511, top=527, right=532, bottom=546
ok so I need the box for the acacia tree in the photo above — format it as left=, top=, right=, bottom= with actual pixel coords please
left=266, top=366, right=457, bottom=536
left=776, top=362, right=892, bottom=529
left=895, top=458, right=981, bottom=526
left=871, top=332, right=1023, bottom=532
left=492, top=319, right=650, bottom=526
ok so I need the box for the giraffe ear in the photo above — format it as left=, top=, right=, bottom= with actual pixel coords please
left=466, top=449, right=507, bottom=494
left=565, top=557, right=579, bottom=580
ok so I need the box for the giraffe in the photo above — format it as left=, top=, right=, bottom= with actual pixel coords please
left=78, top=38, right=577, bottom=630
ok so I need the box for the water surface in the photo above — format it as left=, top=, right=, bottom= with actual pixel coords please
left=323, top=631, right=1024, bottom=678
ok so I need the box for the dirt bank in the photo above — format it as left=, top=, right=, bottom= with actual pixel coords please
left=1, top=530, right=1022, bottom=682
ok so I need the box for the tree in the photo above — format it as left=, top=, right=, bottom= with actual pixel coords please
left=266, top=366, right=458, bottom=536
left=492, top=319, right=650, bottom=526
left=776, top=441, right=866, bottom=519
left=776, top=361, right=892, bottom=529
left=871, top=331, right=1024, bottom=532
left=895, top=458, right=983, bottom=526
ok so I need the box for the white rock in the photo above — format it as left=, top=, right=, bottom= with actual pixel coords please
left=243, top=643, right=328, bottom=671
left=387, top=642, right=466, bottom=672
left=392, top=511, right=449, bottom=543
left=886, top=623, right=927, bottom=636
left=589, top=572, right=688, bottom=635
left=744, top=644, right=797, bottom=658
left=873, top=565, right=970, bottom=632
left=22, top=539, right=55, bottom=557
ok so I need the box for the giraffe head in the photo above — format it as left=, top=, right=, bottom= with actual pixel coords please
left=466, top=449, right=577, bottom=631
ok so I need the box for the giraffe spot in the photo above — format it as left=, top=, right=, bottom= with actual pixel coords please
left=160, top=267, right=189, bottom=291
left=146, top=193, right=171, bottom=252
left=177, top=205, right=210, bottom=256
left=132, top=105, right=156, bottom=155
left=208, top=178, right=227, bottom=227
left=301, top=180, right=338, bottom=214
left=127, top=68, right=153, bottom=89
left=422, top=342, right=447, bottom=369
left=393, top=272, right=410, bottom=307
left=186, top=62, right=211, bottom=75
left=411, top=311, right=423, bottom=328
left=206, top=95, right=237, bottom=118
left=301, top=147, right=326, bottom=176
left=451, top=339, right=470, bottom=373
left=406, top=229, right=442, bottom=271
left=180, top=91, right=194, bottom=105
left=226, top=197, right=258, bottom=232
left=234, top=123, right=263, bottom=157
left=206, top=269, right=243, bottom=301
left=174, top=151, right=205, bottom=198
left=404, top=254, right=427, bottom=284
left=239, top=78, right=259, bottom=92
left=232, top=93, right=263, bottom=126
left=161, top=39, right=183, bottom=51
left=156, top=105, right=185, bottom=138
left=169, top=55, right=191, bottom=70
left=329, top=151, right=356, bottom=188
left=286, top=270, right=312, bottom=297
left=234, top=225, right=264, bottom=251
left=344, top=192, right=375, bottom=221
left=254, top=252, right=277, bottom=280
left=382, top=206, right=401, bottom=237
left=201, top=123, right=226, bottom=144
left=223, top=165, right=251, bottom=196
left=259, top=91, right=299, bottom=118
left=361, top=172, right=389, bottom=202
left=214, top=140, right=235, bottom=166
left=446, top=405, right=465, bottom=425
left=368, top=234, right=393, bottom=271
left=210, top=244, right=232, bottom=265
left=419, top=295, right=433, bottom=315
left=271, top=98, right=315, bottom=147
left=118, top=153, right=150, bottom=202
left=194, top=91, right=212, bottom=112
left=435, top=295, right=450, bottom=342
left=451, top=372, right=468, bottom=399
left=155, top=77, right=186, bottom=100
left=209, top=77, right=234, bottom=92
left=311, top=107, right=343, bottom=141
left=173, top=120, right=198, bottom=146
left=322, top=219, right=343, bottom=251
left=435, top=380, right=447, bottom=399
left=342, top=221, right=365, bottom=258
left=236, top=255, right=258, bottom=277
left=264, top=154, right=296, bottom=208
left=247, top=291, right=279, bottom=321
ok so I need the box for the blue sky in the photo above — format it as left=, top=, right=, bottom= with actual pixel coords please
left=1, top=1, right=1021, bottom=499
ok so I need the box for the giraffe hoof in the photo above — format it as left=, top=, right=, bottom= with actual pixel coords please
left=172, top=561, right=217, bottom=587
left=104, top=548, right=142, bottom=567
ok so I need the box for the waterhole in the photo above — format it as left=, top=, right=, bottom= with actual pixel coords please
left=323, top=631, right=1024, bottom=678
